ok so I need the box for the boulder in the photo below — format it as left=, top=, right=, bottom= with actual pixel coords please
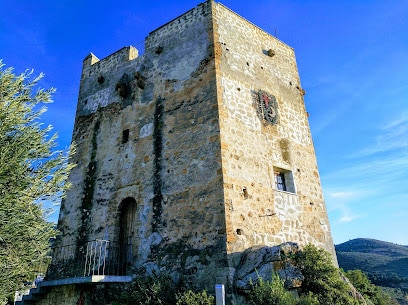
left=234, top=242, right=304, bottom=292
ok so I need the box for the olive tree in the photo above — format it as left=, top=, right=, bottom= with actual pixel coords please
left=0, top=61, right=74, bottom=302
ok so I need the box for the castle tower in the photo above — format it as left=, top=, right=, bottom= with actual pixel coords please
left=39, top=1, right=335, bottom=304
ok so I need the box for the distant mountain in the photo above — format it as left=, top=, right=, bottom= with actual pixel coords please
left=336, top=238, right=408, bottom=304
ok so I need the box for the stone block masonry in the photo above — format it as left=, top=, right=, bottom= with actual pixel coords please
left=37, top=1, right=336, bottom=305
left=212, top=3, right=335, bottom=261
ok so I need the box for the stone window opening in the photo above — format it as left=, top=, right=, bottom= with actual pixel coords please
left=273, top=167, right=296, bottom=193
left=122, top=129, right=130, bottom=144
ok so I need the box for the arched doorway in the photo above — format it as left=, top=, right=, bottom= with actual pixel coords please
left=118, top=197, right=137, bottom=274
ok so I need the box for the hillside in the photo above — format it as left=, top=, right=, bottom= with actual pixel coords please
left=336, top=238, right=408, bottom=304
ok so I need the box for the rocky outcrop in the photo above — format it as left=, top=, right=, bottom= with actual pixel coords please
left=234, top=242, right=369, bottom=305
left=234, top=242, right=304, bottom=292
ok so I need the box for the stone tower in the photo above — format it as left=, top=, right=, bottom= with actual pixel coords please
left=38, top=1, right=335, bottom=304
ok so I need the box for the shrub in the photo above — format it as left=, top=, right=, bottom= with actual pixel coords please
left=297, top=292, right=319, bottom=305
left=114, top=273, right=177, bottom=305
left=113, top=274, right=216, bottom=305
left=248, top=272, right=297, bottom=305
left=345, top=269, right=399, bottom=305
left=293, top=244, right=362, bottom=305
left=345, top=269, right=377, bottom=301
left=248, top=272, right=321, bottom=305
left=176, top=290, right=214, bottom=305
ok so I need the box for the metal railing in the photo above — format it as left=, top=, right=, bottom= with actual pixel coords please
left=46, top=239, right=129, bottom=280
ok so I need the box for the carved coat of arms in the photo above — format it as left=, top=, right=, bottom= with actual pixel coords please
left=258, top=90, right=278, bottom=125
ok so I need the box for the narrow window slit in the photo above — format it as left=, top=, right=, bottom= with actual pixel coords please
left=122, top=129, right=130, bottom=144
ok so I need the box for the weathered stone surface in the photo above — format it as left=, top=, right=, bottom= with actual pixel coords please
left=38, top=2, right=337, bottom=305
left=234, top=242, right=304, bottom=291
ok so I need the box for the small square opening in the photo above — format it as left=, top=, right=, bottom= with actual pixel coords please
left=273, top=167, right=296, bottom=193
left=122, top=129, right=130, bottom=144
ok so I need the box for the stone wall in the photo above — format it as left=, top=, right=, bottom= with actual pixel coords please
left=45, top=1, right=336, bottom=304
left=212, top=2, right=336, bottom=262
left=55, top=0, right=228, bottom=294
left=37, top=286, right=80, bottom=305
left=37, top=284, right=125, bottom=305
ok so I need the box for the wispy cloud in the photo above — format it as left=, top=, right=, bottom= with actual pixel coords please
left=322, top=111, right=408, bottom=238
left=329, top=191, right=355, bottom=199
left=326, top=191, right=362, bottom=224
left=355, top=113, right=408, bottom=157
left=324, top=154, right=408, bottom=201
left=338, top=214, right=359, bottom=224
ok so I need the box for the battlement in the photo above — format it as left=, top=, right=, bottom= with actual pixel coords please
left=81, top=46, right=139, bottom=79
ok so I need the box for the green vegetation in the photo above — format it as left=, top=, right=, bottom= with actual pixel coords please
left=113, top=273, right=214, bottom=305
left=336, top=238, right=408, bottom=257
left=176, top=290, right=214, bottom=305
left=336, top=238, right=408, bottom=304
left=248, top=272, right=318, bottom=305
left=293, top=244, right=361, bottom=305
left=248, top=272, right=298, bottom=305
left=113, top=274, right=178, bottom=305
left=345, top=269, right=399, bottom=305
left=113, top=245, right=400, bottom=305
left=0, top=62, right=74, bottom=303
left=248, top=245, right=399, bottom=304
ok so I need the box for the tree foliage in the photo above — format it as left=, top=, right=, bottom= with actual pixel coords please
left=294, top=244, right=362, bottom=305
left=248, top=272, right=298, bottom=305
left=345, top=269, right=400, bottom=305
left=0, top=62, right=74, bottom=302
left=248, top=246, right=400, bottom=305
left=113, top=273, right=215, bottom=305
left=176, top=290, right=215, bottom=305
left=114, top=274, right=178, bottom=305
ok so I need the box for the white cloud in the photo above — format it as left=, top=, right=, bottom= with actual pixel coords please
left=329, top=191, right=356, bottom=199
left=329, top=201, right=361, bottom=225
left=325, top=190, right=363, bottom=225
left=384, top=112, right=408, bottom=129
left=356, top=113, right=408, bottom=157
left=338, top=214, right=359, bottom=224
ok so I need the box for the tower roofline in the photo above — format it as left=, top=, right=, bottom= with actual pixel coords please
left=148, top=1, right=210, bottom=36
left=216, top=2, right=293, bottom=51
left=147, top=1, right=293, bottom=51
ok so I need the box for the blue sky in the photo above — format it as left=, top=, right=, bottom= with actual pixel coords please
left=1, top=0, right=407, bottom=245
